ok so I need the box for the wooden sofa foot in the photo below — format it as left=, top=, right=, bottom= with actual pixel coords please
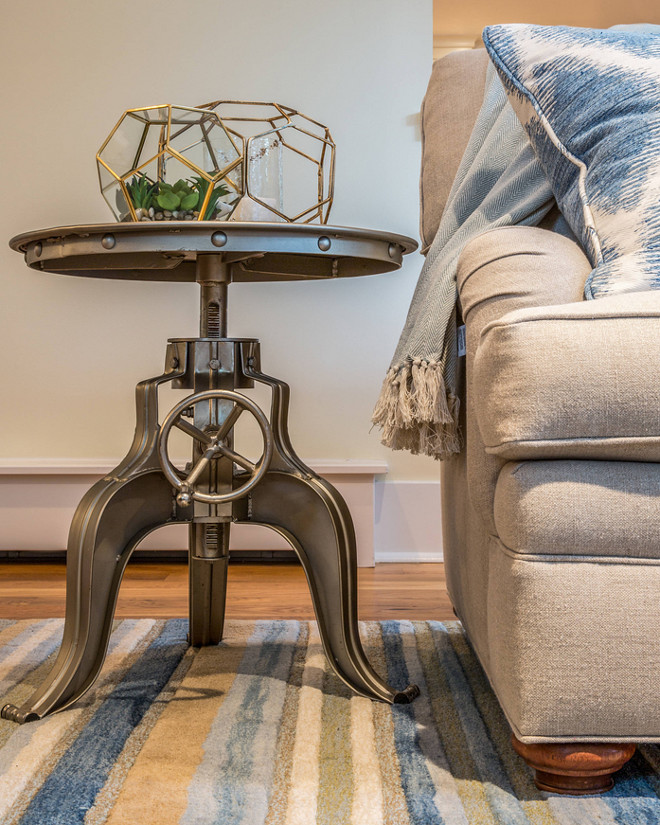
left=511, top=733, right=636, bottom=795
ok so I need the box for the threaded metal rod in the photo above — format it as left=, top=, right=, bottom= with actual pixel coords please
left=200, top=282, right=227, bottom=338
left=197, top=255, right=230, bottom=339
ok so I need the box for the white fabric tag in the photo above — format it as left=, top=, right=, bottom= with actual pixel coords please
left=457, top=325, right=466, bottom=357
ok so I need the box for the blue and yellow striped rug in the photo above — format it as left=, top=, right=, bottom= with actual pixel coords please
left=1, top=618, right=659, bottom=824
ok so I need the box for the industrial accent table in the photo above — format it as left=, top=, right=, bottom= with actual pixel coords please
left=2, top=222, right=419, bottom=723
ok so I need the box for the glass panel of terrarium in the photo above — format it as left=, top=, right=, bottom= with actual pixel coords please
left=205, top=122, right=242, bottom=180
left=288, top=114, right=334, bottom=221
left=121, top=156, right=161, bottom=221
left=319, top=148, right=334, bottom=222
left=132, top=121, right=166, bottom=173
left=169, top=114, right=241, bottom=183
left=279, top=125, right=324, bottom=222
left=98, top=162, right=130, bottom=221
left=221, top=160, right=242, bottom=202
left=142, top=106, right=170, bottom=124
left=169, top=106, right=201, bottom=125
left=288, top=111, right=327, bottom=140
left=206, top=102, right=289, bottom=137
left=98, top=112, right=152, bottom=181
left=167, top=107, right=205, bottom=159
left=158, top=152, right=199, bottom=190
left=232, top=131, right=283, bottom=222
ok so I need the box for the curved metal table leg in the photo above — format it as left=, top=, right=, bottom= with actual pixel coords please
left=1, top=355, right=186, bottom=724
left=243, top=471, right=417, bottom=703
left=1, top=470, right=176, bottom=723
left=241, top=358, right=419, bottom=704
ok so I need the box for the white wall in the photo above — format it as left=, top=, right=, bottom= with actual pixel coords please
left=0, top=0, right=436, bottom=486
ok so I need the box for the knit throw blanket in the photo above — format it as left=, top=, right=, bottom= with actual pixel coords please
left=372, top=62, right=554, bottom=460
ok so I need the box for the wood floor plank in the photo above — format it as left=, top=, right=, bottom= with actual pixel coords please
left=0, top=561, right=453, bottom=621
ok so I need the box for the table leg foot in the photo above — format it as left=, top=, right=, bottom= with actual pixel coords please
left=1, top=470, right=175, bottom=723
left=245, top=471, right=419, bottom=704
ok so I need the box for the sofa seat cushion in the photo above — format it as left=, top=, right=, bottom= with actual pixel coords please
left=474, top=292, right=660, bottom=461
left=495, top=460, right=660, bottom=560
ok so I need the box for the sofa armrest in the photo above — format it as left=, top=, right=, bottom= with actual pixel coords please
left=455, top=225, right=592, bottom=532
left=458, top=225, right=590, bottom=324
left=474, top=292, right=660, bottom=461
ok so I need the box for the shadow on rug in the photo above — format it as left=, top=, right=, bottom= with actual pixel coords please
left=1, top=618, right=659, bottom=824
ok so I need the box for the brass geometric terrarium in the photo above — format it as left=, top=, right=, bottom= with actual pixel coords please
left=97, top=101, right=335, bottom=224
left=199, top=100, right=335, bottom=224
left=96, top=105, right=243, bottom=222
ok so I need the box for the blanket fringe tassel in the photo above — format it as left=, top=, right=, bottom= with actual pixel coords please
left=372, top=359, right=461, bottom=460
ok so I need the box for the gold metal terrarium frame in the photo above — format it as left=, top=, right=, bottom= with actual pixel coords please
left=199, top=100, right=336, bottom=224
left=96, top=104, right=244, bottom=223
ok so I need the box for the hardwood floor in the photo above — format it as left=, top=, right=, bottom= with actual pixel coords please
left=0, top=560, right=454, bottom=621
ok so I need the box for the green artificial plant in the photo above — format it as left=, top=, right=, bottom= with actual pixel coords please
left=125, top=172, right=157, bottom=211
left=125, top=172, right=231, bottom=218
left=191, top=176, right=230, bottom=219
left=154, top=179, right=199, bottom=212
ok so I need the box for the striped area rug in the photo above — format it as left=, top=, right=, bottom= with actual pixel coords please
left=1, top=619, right=659, bottom=824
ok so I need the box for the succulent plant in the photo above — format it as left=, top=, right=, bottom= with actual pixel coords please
left=125, top=173, right=231, bottom=219
left=154, top=179, right=200, bottom=212
left=125, top=172, right=157, bottom=210
left=191, top=176, right=230, bottom=219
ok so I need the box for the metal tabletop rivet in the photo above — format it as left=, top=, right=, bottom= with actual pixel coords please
left=209, top=359, right=220, bottom=369
left=211, top=231, right=227, bottom=248
left=388, top=243, right=399, bottom=258
left=318, top=236, right=331, bottom=251
left=101, top=234, right=116, bottom=250
left=34, top=242, right=42, bottom=258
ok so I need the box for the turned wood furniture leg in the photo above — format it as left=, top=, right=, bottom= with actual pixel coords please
left=511, top=733, right=636, bottom=794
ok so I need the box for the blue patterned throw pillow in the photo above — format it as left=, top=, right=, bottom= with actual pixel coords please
left=482, top=24, right=660, bottom=299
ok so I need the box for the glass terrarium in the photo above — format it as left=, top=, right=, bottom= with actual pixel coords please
left=96, top=105, right=243, bottom=222
left=199, top=100, right=335, bottom=223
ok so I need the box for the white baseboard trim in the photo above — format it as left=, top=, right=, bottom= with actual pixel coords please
left=376, top=551, right=444, bottom=563
left=374, top=480, right=443, bottom=562
left=0, top=458, right=389, bottom=567
left=0, top=461, right=443, bottom=565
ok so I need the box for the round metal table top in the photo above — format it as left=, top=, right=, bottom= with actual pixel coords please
left=9, top=222, right=418, bottom=283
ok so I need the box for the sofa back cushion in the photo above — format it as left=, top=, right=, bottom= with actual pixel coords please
left=420, top=49, right=489, bottom=253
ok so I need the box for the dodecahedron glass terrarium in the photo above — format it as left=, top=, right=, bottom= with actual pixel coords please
left=199, top=100, right=335, bottom=224
left=96, top=105, right=243, bottom=222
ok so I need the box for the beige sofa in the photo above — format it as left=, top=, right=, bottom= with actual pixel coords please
left=424, top=48, right=660, bottom=794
